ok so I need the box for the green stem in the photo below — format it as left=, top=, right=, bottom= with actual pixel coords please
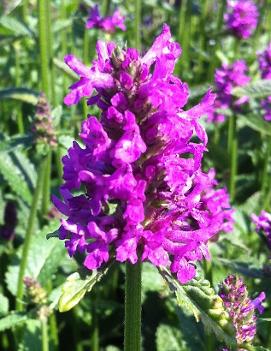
left=207, top=0, right=226, bottom=80
left=91, top=304, right=99, bottom=351
left=61, top=0, right=68, bottom=93
left=41, top=319, right=49, bottom=351
left=42, top=151, right=52, bottom=216
left=197, top=0, right=210, bottom=77
left=21, top=0, right=28, bottom=22
left=102, top=0, right=111, bottom=16
left=38, top=0, right=50, bottom=97
left=14, top=46, right=24, bottom=134
left=124, top=262, right=142, bottom=351
left=177, top=0, right=192, bottom=75
left=228, top=114, right=237, bottom=201
left=134, top=0, right=141, bottom=51
left=46, top=0, right=56, bottom=105
left=16, top=158, right=46, bottom=311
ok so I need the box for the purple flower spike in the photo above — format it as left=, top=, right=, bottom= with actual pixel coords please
left=225, top=0, right=259, bottom=39
left=219, top=275, right=265, bottom=347
left=55, top=24, right=234, bottom=284
left=258, top=43, right=271, bottom=121
left=86, top=5, right=126, bottom=33
left=207, top=60, right=250, bottom=123
left=251, top=210, right=271, bottom=249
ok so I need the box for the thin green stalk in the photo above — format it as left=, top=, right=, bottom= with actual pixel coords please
left=197, top=0, right=210, bottom=77
left=41, top=319, right=49, bottom=351
left=228, top=114, right=237, bottom=201
left=91, top=304, right=99, bottom=351
left=42, top=151, right=52, bottom=216
left=207, top=0, right=226, bottom=80
left=38, top=0, right=50, bottom=97
left=14, top=45, right=24, bottom=134
left=102, top=0, right=111, bottom=16
left=46, top=0, right=56, bottom=105
left=134, top=0, right=141, bottom=51
left=16, top=158, right=46, bottom=311
left=177, top=0, right=192, bottom=74
left=61, top=0, right=68, bottom=93
left=21, top=0, right=28, bottom=22
left=124, top=262, right=142, bottom=351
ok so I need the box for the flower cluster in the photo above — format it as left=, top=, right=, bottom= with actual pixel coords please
left=86, top=5, right=125, bottom=33
left=219, top=275, right=265, bottom=349
left=225, top=0, right=259, bottom=39
left=54, top=25, right=234, bottom=284
left=258, top=43, right=271, bottom=121
left=32, top=93, right=57, bottom=148
left=251, top=210, right=271, bottom=250
left=207, top=60, right=250, bottom=123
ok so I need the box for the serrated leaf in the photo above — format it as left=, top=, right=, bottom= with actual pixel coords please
left=239, top=114, right=271, bottom=136
left=233, top=80, right=271, bottom=99
left=0, top=294, right=9, bottom=316
left=0, top=134, right=34, bottom=153
left=0, top=312, right=27, bottom=331
left=0, top=152, right=33, bottom=205
left=5, top=221, right=64, bottom=296
left=159, top=268, right=237, bottom=348
left=0, top=88, right=39, bottom=104
left=58, top=267, right=109, bottom=312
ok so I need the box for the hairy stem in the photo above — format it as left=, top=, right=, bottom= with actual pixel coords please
left=41, top=319, right=49, bottom=351
left=124, top=262, right=142, bottom=351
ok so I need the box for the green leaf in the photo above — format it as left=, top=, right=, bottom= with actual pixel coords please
left=233, top=80, right=271, bottom=99
left=0, top=294, right=9, bottom=316
left=142, top=263, right=164, bottom=295
left=5, top=220, right=64, bottom=296
left=0, top=88, right=39, bottom=105
left=0, top=134, right=34, bottom=153
left=238, top=113, right=271, bottom=137
left=156, top=324, right=187, bottom=351
left=0, top=152, right=33, bottom=205
left=0, top=312, right=27, bottom=331
left=53, top=58, right=77, bottom=79
left=58, top=267, right=109, bottom=312
left=0, top=16, right=32, bottom=37
left=19, top=319, right=41, bottom=351
left=159, top=268, right=237, bottom=348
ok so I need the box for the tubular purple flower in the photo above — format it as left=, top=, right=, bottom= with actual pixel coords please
left=225, top=0, right=259, bottom=39
left=219, top=275, right=265, bottom=347
left=86, top=5, right=126, bottom=33
left=54, top=24, right=234, bottom=284
left=207, top=60, right=251, bottom=123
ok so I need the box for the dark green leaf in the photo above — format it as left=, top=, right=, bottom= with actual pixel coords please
left=0, top=88, right=39, bottom=105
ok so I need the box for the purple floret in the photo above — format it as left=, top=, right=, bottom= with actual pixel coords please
left=86, top=5, right=126, bottom=33
left=207, top=60, right=250, bottom=123
left=225, top=0, right=259, bottom=39
left=251, top=210, right=271, bottom=249
left=54, top=24, right=234, bottom=284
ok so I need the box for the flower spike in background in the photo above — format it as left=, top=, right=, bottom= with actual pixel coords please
left=225, top=0, right=259, bottom=40
left=86, top=5, right=126, bottom=33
